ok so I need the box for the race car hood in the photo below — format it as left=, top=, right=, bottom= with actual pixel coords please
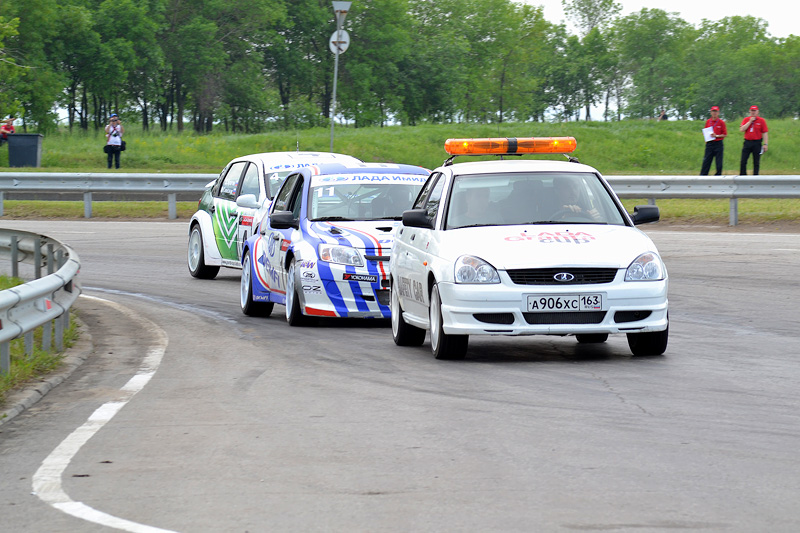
left=438, top=224, right=660, bottom=269
left=306, top=220, right=401, bottom=255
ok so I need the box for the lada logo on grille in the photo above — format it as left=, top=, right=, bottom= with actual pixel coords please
left=554, top=272, right=575, bottom=282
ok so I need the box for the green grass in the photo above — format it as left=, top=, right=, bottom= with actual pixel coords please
left=0, top=275, right=80, bottom=408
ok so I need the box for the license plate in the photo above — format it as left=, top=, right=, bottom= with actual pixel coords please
left=527, top=294, right=602, bottom=312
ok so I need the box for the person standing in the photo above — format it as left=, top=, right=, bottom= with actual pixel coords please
left=739, top=105, right=768, bottom=175
left=700, top=106, right=727, bottom=175
left=104, top=113, right=124, bottom=169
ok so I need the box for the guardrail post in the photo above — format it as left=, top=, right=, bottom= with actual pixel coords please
left=84, top=192, right=93, bottom=218
left=168, top=193, right=177, bottom=219
left=47, top=244, right=55, bottom=274
left=34, top=239, right=42, bottom=279
left=648, top=198, right=657, bottom=205
left=55, top=314, right=64, bottom=351
left=43, top=320, right=52, bottom=352
left=24, top=331, right=34, bottom=356
left=730, top=198, right=739, bottom=226
left=1, top=343, right=9, bottom=374
left=0, top=190, right=4, bottom=217
left=11, top=235, right=19, bottom=278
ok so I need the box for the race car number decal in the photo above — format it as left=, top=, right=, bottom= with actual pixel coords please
left=505, top=231, right=595, bottom=244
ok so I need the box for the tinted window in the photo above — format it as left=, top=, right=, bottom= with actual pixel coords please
left=413, top=172, right=442, bottom=210
left=445, top=172, right=625, bottom=229
left=217, top=162, right=246, bottom=201
left=239, top=163, right=260, bottom=198
left=272, top=173, right=300, bottom=213
left=424, top=175, right=445, bottom=225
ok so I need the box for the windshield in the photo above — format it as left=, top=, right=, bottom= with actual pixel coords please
left=309, top=182, right=423, bottom=221
left=445, top=172, right=626, bottom=229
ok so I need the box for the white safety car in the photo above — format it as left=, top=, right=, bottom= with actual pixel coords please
left=240, top=162, right=429, bottom=323
left=188, top=151, right=362, bottom=279
left=390, top=137, right=669, bottom=359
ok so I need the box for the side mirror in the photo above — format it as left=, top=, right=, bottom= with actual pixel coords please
left=270, top=210, right=299, bottom=229
left=631, top=205, right=660, bottom=225
left=402, top=208, right=433, bottom=229
left=236, top=194, right=261, bottom=209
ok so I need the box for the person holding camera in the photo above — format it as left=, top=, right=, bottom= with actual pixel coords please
left=104, top=113, right=124, bottom=169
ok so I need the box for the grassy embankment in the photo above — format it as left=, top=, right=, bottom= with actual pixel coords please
left=0, top=120, right=799, bottom=224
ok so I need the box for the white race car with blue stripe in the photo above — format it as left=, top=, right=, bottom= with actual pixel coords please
left=240, top=162, right=429, bottom=324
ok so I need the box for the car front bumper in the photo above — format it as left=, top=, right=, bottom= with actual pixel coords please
left=436, top=275, right=668, bottom=336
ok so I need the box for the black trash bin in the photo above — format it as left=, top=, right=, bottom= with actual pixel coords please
left=7, top=133, right=44, bottom=167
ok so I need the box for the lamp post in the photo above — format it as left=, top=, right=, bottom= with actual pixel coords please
left=329, top=1, right=351, bottom=152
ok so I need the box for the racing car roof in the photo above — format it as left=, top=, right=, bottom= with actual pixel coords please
left=308, top=162, right=430, bottom=176
left=444, top=159, right=601, bottom=176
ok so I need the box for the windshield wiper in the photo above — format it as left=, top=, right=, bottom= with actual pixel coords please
left=374, top=216, right=402, bottom=220
left=314, top=216, right=355, bottom=221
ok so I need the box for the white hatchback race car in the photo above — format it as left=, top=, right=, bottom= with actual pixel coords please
left=390, top=137, right=669, bottom=359
left=188, top=151, right=362, bottom=279
left=240, top=162, right=429, bottom=323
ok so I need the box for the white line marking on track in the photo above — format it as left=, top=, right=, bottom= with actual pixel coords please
left=32, top=294, right=177, bottom=533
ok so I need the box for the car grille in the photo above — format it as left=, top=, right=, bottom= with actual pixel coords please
left=376, top=289, right=390, bottom=306
left=614, top=310, right=651, bottom=323
left=365, top=255, right=389, bottom=262
left=523, top=311, right=607, bottom=324
left=473, top=313, right=515, bottom=325
left=507, top=268, right=618, bottom=285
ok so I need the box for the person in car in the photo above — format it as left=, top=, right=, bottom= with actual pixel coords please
left=552, top=176, right=602, bottom=221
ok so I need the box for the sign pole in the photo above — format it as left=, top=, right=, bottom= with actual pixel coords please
left=330, top=2, right=351, bottom=152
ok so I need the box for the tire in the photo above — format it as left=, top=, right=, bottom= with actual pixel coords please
left=285, top=258, right=306, bottom=326
left=576, top=333, right=609, bottom=344
left=627, top=326, right=668, bottom=356
left=188, top=224, right=220, bottom=279
left=429, top=283, right=468, bottom=360
left=240, top=253, right=274, bottom=317
left=391, top=281, right=426, bottom=346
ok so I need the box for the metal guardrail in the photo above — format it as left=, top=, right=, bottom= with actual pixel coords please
left=1, top=172, right=799, bottom=225
left=605, top=176, right=800, bottom=225
left=0, top=229, right=81, bottom=374
left=0, top=172, right=216, bottom=219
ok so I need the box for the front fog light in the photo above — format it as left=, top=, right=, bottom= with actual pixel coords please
left=455, top=255, right=500, bottom=284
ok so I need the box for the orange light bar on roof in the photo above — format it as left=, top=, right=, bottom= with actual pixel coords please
left=444, top=137, right=577, bottom=155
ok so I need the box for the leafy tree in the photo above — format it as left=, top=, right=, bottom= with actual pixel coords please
left=562, top=0, right=621, bottom=36
left=0, top=16, right=22, bottom=117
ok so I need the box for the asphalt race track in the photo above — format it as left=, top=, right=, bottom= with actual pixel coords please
left=1, top=220, right=799, bottom=532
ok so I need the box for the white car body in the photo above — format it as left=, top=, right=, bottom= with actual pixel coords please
left=390, top=158, right=669, bottom=359
left=188, top=151, right=362, bottom=279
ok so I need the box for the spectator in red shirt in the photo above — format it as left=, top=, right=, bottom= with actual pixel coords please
left=739, top=105, right=769, bottom=175
left=0, top=117, right=15, bottom=145
left=701, top=106, right=727, bottom=175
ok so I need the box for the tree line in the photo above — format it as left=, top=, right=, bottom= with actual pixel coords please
left=1, top=0, right=798, bottom=134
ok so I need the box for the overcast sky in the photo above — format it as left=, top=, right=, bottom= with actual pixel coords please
left=523, top=0, right=794, bottom=39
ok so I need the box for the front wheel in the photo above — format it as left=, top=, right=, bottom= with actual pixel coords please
left=627, top=326, right=668, bottom=356
left=188, top=224, right=220, bottom=279
left=391, top=281, right=426, bottom=346
left=429, top=284, right=468, bottom=360
left=241, top=253, right=274, bottom=317
left=285, top=258, right=306, bottom=326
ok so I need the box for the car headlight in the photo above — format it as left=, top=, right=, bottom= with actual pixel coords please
left=455, top=255, right=500, bottom=284
left=625, top=252, right=665, bottom=281
left=318, top=244, right=364, bottom=266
